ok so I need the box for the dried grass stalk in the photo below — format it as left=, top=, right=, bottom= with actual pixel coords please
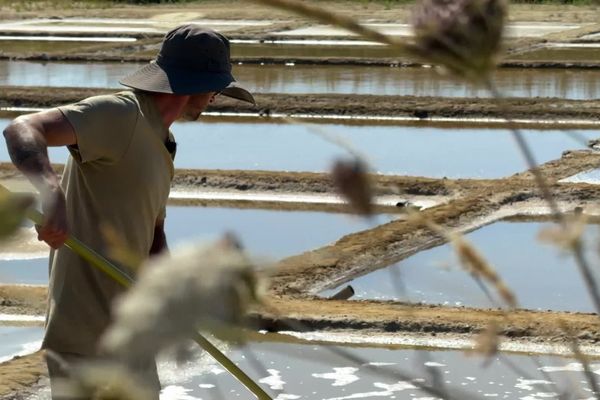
left=332, top=158, right=373, bottom=216
left=473, top=321, right=500, bottom=360
left=538, top=213, right=587, bottom=252
left=255, top=0, right=506, bottom=82
left=101, top=223, right=144, bottom=270
left=409, top=211, right=518, bottom=309
left=451, top=233, right=517, bottom=308
left=0, top=191, right=34, bottom=239
left=253, top=0, right=404, bottom=48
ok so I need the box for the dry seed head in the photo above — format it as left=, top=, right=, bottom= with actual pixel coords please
left=0, top=192, right=34, bottom=239
left=411, top=0, right=507, bottom=82
left=538, top=214, right=587, bottom=251
left=473, top=321, right=500, bottom=359
left=100, top=223, right=143, bottom=270
left=452, top=235, right=517, bottom=308
left=101, top=235, right=262, bottom=363
left=49, top=360, right=154, bottom=400
left=332, top=158, right=373, bottom=216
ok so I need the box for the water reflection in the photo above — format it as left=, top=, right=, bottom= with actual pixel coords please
left=0, top=206, right=370, bottom=285
left=2, top=60, right=600, bottom=99
left=324, top=221, right=600, bottom=313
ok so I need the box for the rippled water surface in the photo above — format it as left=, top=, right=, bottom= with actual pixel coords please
left=3, top=60, right=600, bottom=99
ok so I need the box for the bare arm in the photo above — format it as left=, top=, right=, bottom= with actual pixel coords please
left=3, top=109, right=77, bottom=248
left=149, top=218, right=168, bottom=256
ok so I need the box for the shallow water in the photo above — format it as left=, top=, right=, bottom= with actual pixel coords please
left=18, top=333, right=600, bottom=400
left=0, top=118, right=596, bottom=177
left=0, top=206, right=371, bottom=285
left=152, top=338, right=600, bottom=399
left=0, top=325, right=43, bottom=363
left=3, top=61, right=600, bottom=99
left=322, top=221, right=600, bottom=313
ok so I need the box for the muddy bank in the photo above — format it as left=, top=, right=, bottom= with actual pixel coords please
left=0, top=352, right=45, bottom=399
left=256, top=297, right=600, bottom=346
left=5, top=51, right=600, bottom=69
left=0, top=162, right=524, bottom=200
left=267, top=150, right=600, bottom=294
left=3, top=86, right=600, bottom=123
left=0, top=286, right=46, bottom=316
left=4, top=283, right=600, bottom=352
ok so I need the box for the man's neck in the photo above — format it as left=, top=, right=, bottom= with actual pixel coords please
left=148, top=92, right=190, bottom=129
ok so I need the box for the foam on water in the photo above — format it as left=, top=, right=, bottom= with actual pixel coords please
left=312, top=367, right=360, bottom=387
left=0, top=326, right=43, bottom=363
left=260, top=369, right=287, bottom=390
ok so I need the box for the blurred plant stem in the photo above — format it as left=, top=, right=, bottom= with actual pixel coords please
left=0, top=183, right=273, bottom=400
left=484, top=80, right=600, bottom=317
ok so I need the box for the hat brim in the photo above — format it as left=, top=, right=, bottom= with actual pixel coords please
left=120, top=61, right=255, bottom=105
left=220, top=82, right=256, bottom=106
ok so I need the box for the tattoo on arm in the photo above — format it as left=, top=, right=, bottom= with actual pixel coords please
left=4, top=118, right=58, bottom=189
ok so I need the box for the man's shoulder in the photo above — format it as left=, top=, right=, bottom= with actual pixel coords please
left=58, top=91, right=141, bottom=139
left=73, top=91, right=140, bottom=113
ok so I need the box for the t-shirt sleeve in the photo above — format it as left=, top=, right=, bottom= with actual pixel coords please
left=58, top=94, right=138, bottom=164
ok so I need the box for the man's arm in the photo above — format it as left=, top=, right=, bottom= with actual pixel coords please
left=3, top=109, right=77, bottom=249
left=149, top=218, right=168, bottom=256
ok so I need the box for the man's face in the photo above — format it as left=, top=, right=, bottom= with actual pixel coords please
left=180, top=92, right=218, bottom=121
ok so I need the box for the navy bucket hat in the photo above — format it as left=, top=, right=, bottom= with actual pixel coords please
left=120, top=24, right=255, bottom=105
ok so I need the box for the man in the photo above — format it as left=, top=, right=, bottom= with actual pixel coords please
left=3, top=25, right=255, bottom=398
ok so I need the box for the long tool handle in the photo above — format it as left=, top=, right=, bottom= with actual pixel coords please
left=1, top=184, right=273, bottom=400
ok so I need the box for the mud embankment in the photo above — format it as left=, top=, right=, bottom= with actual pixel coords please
left=0, top=353, right=45, bottom=400
left=3, top=86, right=600, bottom=124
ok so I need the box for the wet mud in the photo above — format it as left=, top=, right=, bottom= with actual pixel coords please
left=3, top=86, right=600, bottom=125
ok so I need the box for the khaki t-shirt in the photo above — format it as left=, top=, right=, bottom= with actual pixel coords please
left=43, top=91, right=174, bottom=355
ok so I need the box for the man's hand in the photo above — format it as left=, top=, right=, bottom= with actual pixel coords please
left=36, top=186, right=68, bottom=249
